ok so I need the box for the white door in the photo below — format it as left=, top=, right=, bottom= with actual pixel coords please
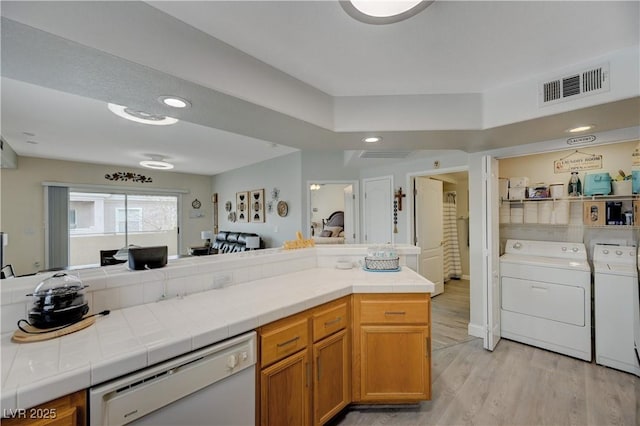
left=415, top=177, right=444, bottom=296
left=482, top=155, right=501, bottom=351
left=363, top=177, right=393, bottom=244
left=343, top=185, right=356, bottom=243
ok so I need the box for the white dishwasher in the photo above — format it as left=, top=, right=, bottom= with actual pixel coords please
left=90, top=331, right=256, bottom=426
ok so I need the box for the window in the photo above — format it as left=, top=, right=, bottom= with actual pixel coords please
left=46, top=190, right=180, bottom=268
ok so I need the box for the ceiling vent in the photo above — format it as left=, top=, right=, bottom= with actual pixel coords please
left=539, top=63, right=609, bottom=106
left=359, top=151, right=413, bottom=159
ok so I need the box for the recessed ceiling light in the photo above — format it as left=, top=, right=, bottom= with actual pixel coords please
left=108, top=103, right=178, bottom=126
left=342, top=0, right=434, bottom=24
left=567, top=125, right=594, bottom=133
left=26, top=140, right=38, bottom=145
left=158, top=96, right=191, bottom=109
left=363, top=136, right=382, bottom=143
left=22, top=132, right=35, bottom=137
left=140, top=155, right=174, bottom=170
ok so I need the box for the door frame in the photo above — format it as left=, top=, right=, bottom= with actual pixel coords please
left=306, top=180, right=360, bottom=242
left=405, top=166, right=468, bottom=248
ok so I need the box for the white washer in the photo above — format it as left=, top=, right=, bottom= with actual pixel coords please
left=594, top=244, right=640, bottom=376
left=500, top=239, right=591, bottom=361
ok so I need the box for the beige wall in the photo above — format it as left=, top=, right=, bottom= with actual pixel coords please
left=499, top=140, right=637, bottom=189
left=1, top=157, right=213, bottom=274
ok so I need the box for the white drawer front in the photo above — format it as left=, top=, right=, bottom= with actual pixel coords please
left=501, top=277, right=585, bottom=326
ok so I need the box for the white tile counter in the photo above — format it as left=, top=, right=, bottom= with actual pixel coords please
left=1, top=263, right=433, bottom=412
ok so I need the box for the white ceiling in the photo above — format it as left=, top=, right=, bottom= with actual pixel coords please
left=1, top=1, right=639, bottom=175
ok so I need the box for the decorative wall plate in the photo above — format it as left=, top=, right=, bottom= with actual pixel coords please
left=225, top=201, right=232, bottom=212
left=277, top=201, right=288, bottom=217
left=191, top=199, right=201, bottom=209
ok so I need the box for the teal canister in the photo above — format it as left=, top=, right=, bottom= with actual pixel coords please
left=633, top=170, right=639, bottom=194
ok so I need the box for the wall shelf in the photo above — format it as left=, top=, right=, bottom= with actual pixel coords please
left=501, top=194, right=637, bottom=204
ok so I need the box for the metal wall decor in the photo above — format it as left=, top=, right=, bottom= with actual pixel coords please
left=236, top=191, right=249, bottom=222
left=105, top=172, right=152, bottom=183
left=250, top=189, right=265, bottom=222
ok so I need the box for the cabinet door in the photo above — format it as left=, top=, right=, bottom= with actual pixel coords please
left=2, top=390, right=86, bottom=426
left=260, top=349, right=310, bottom=426
left=357, top=325, right=430, bottom=402
left=313, top=329, right=350, bottom=425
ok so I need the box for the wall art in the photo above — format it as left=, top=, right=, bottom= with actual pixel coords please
left=250, top=189, right=265, bottom=222
left=236, top=191, right=249, bottom=222
left=105, top=172, right=152, bottom=183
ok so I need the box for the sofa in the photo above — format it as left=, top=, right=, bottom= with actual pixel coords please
left=212, top=231, right=263, bottom=253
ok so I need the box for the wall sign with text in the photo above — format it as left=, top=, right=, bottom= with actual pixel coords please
left=554, top=151, right=603, bottom=173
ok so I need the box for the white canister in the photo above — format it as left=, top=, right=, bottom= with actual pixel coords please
left=550, top=183, right=564, bottom=199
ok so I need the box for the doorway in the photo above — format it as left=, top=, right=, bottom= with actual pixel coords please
left=409, top=168, right=472, bottom=347
left=307, top=180, right=359, bottom=243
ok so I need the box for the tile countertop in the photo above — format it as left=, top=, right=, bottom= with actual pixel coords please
left=1, top=266, right=433, bottom=412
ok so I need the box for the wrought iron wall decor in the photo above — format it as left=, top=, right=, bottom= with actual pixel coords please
left=105, top=172, right=153, bottom=183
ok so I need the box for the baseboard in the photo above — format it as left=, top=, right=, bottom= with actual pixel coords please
left=468, top=323, right=485, bottom=339
left=462, top=274, right=470, bottom=280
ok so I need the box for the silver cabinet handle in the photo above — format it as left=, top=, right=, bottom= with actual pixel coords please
left=384, top=311, right=406, bottom=315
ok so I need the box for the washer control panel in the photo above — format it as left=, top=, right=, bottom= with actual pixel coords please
left=593, top=244, right=637, bottom=265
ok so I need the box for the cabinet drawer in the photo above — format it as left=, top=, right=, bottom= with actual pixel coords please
left=261, top=318, right=309, bottom=368
left=359, top=300, right=429, bottom=324
left=312, top=302, right=348, bottom=342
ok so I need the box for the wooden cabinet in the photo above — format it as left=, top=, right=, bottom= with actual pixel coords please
left=352, top=294, right=431, bottom=403
left=260, top=348, right=311, bottom=426
left=258, top=293, right=431, bottom=424
left=2, top=390, right=86, bottom=426
left=312, top=301, right=350, bottom=426
left=258, top=297, right=351, bottom=426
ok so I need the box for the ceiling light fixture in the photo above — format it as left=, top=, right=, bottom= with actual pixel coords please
left=363, top=136, right=382, bottom=143
left=567, top=125, right=594, bottom=133
left=158, top=95, right=191, bottom=109
left=108, top=103, right=178, bottom=126
left=140, top=155, right=174, bottom=170
left=341, top=0, right=434, bottom=24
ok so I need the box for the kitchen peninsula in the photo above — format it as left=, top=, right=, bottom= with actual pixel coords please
left=1, top=245, right=434, bottom=425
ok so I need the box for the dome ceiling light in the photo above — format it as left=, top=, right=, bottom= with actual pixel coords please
left=341, top=0, right=434, bottom=24
left=108, top=103, right=178, bottom=126
left=140, top=155, right=174, bottom=170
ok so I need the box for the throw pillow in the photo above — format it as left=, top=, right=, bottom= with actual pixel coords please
left=324, top=226, right=343, bottom=237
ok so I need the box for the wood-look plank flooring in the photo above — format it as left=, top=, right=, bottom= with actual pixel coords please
left=431, top=279, right=477, bottom=351
left=333, top=278, right=639, bottom=425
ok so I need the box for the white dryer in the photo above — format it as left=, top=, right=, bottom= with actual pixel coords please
left=593, top=244, right=640, bottom=376
left=500, top=239, right=591, bottom=361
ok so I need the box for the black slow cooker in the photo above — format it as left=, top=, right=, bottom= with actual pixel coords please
left=27, top=273, right=89, bottom=329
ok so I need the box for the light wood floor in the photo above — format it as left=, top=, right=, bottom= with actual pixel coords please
left=334, top=279, right=639, bottom=425
left=431, top=279, right=477, bottom=351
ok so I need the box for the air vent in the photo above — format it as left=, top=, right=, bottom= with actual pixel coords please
left=539, top=63, right=609, bottom=106
left=359, top=151, right=413, bottom=159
